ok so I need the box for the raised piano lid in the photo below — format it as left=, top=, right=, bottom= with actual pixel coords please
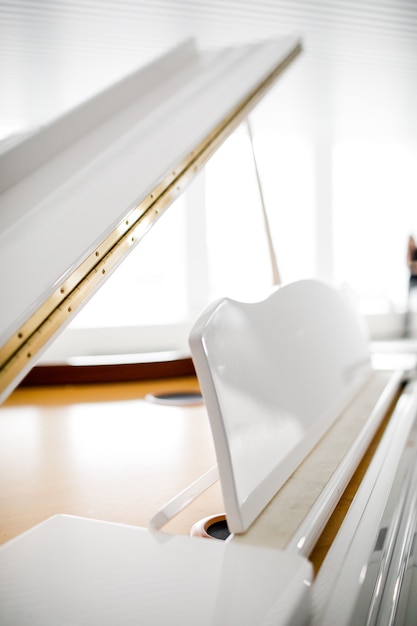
left=0, top=35, right=301, bottom=404
left=0, top=514, right=313, bottom=625
left=189, top=278, right=373, bottom=534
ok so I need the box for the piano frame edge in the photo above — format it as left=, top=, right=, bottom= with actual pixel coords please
left=311, top=375, right=417, bottom=624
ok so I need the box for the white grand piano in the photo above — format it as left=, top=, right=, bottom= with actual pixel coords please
left=1, top=36, right=417, bottom=625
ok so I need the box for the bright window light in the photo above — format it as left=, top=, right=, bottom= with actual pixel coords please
left=250, top=133, right=316, bottom=285
left=205, top=131, right=273, bottom=302
left=70, top=196, right=188, bottom=328
left=333, top=142, right=417, bottom=312
left=65, top=126, right=316, bottom=352
left=205, top=130, right=315, bottom=300
left=52, top=131, right=417, bottom=356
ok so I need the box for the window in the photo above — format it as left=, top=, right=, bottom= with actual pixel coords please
left=39, top=57, right=417, bottom=359
left=333, top=141, right=417, bottom=313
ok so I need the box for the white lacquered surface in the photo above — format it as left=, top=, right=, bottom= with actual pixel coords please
left=190, top=279, right=372, bottom=533
left=0, top=514, right=312, bottom=625
left=0, top=36, right=299, bottom=353
left=311, top=379, right=417, bottom=626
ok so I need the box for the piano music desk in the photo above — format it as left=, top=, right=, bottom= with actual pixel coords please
left=0, top=377, right=224, bottom=546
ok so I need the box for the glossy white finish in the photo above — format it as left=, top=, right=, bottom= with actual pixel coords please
left=189, top=279, right=372, bottom=533
left=0, top=514, right=312, bottom=625
left=286, top=369, right=403, bottom=557
left=149, top=464, right=219, bottom=531
left=0, top=35, right=298, bottom=356
left=311, top=379, right=417, bottom=626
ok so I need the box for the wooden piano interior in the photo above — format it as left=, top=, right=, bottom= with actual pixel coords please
left=0, top=365, right=406, bottom=566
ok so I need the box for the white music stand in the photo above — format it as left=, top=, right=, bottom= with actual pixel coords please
left=189, top=278, right=372, bottom=534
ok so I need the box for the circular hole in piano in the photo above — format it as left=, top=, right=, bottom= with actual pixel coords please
left=190, top=514, right=231, bottom=542
left=145, top=391, right=203, bottom=406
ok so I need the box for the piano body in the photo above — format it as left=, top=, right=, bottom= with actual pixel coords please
left=1, top=36, right=417, bottom=625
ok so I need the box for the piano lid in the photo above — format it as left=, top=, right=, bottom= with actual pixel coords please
left=0, top=36, right=301, bottom=404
